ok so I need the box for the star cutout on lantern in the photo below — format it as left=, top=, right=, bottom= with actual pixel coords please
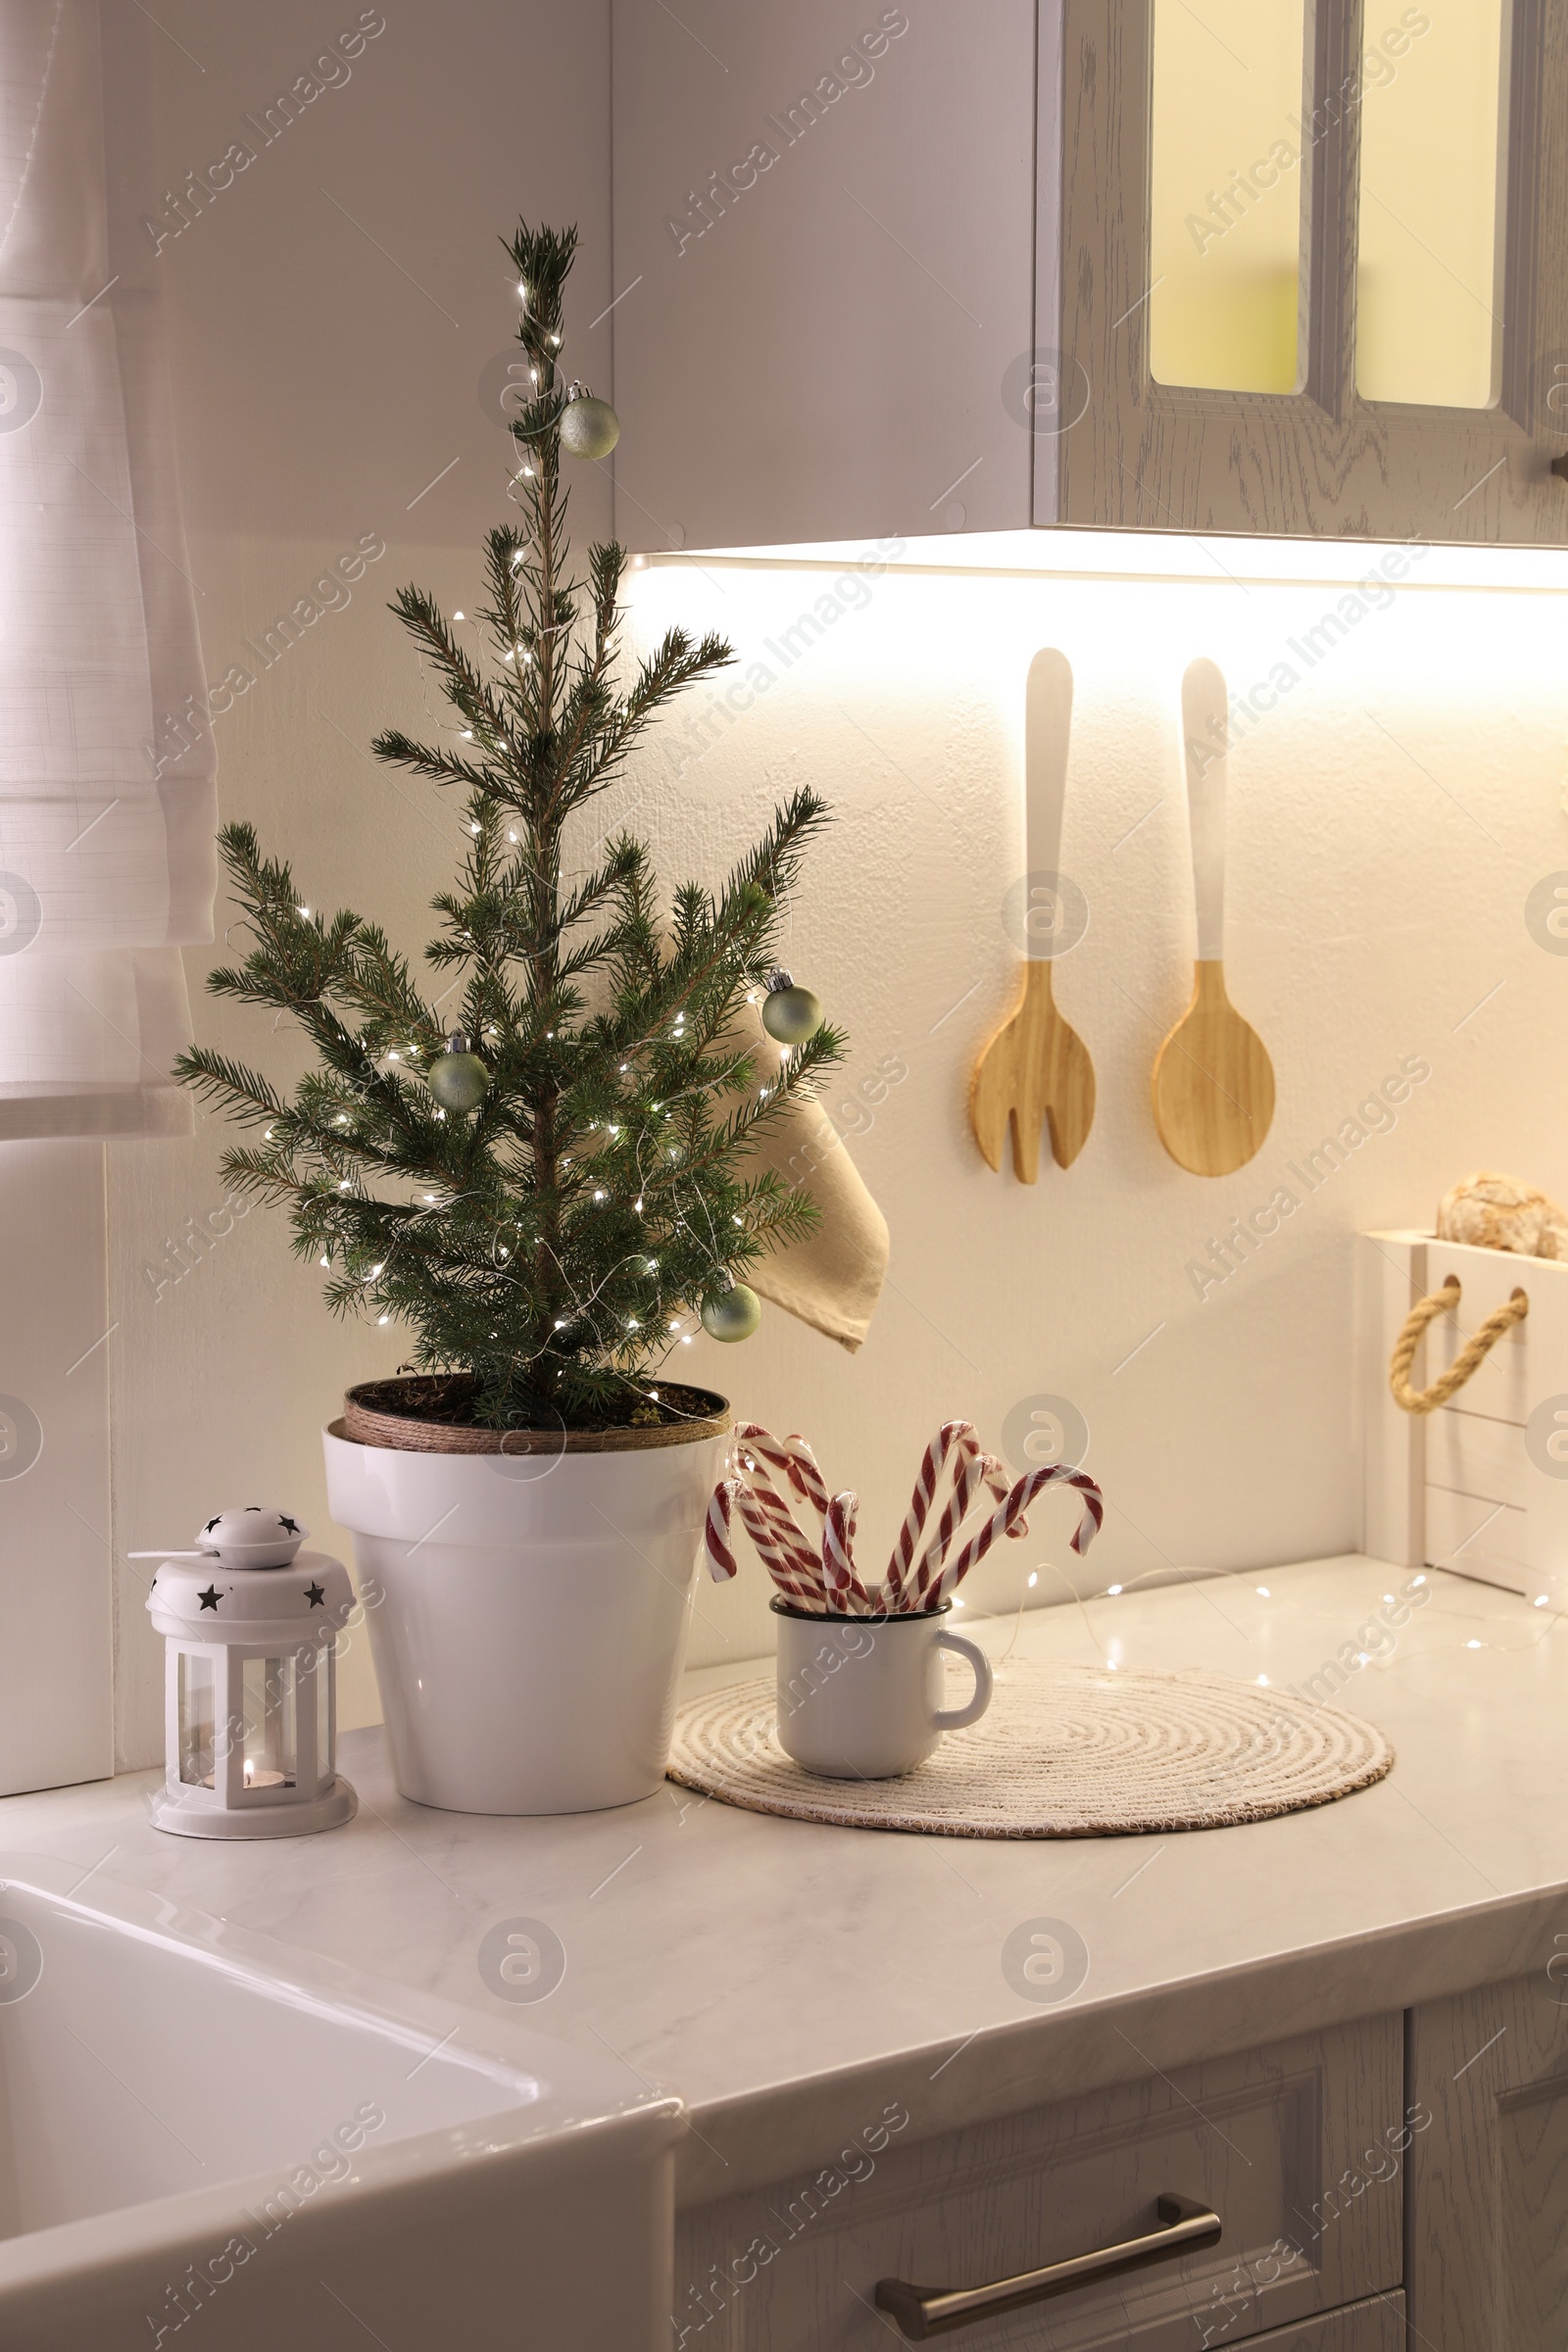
left=198, top=1586, right=221, bottom=1611
left=305, top=1582, right=325, bottom=1608
left=279, top=1515, right=302, bottom=1537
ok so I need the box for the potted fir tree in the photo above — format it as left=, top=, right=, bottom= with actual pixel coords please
left=177, top=221, right=844, bottom=1816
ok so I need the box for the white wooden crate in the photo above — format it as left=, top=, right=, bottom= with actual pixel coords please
left=1359, top=1230, right=1568, bottom=1599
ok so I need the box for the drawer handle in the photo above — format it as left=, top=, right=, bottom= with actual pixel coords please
left=873, top=2192, right=1222, bottom=2339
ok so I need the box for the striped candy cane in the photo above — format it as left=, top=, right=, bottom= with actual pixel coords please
left=732, top=1424, right=874, bottom=1609
left=704, top=1480, right=739, bottom=1582
left=721, top=1420, right=1084, bottom=1618
left=733, top=1484, right=823, bottom=1609
left=1049, top=1463, right=1104, bottom=1553
left=825, top=1492, right=878, bottom=1614
left=732, top=1437, right=819, bottom=1580
left=781, top=1434, right=831, bottom=1534
left=749, top=1474, right=822, bottom=1585
left=735, top=1422, right=829, bottom=1531
left=928, top=1464, right=1104, bottom=1608
left=823, top=1493, right=860, bottom=1613
left=978, top=1449, right=1021, bottom=1523
left=906, top=1432, right=1023, bottom=1604
left=752, top=1483, right=826, bottom=1595
left=908, top=1446, right=992, bottom=1607
left=885, top=1421, right=975, bottom=1610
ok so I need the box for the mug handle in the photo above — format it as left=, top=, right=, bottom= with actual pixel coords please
left=931, top=1630, right=995, bottom=1731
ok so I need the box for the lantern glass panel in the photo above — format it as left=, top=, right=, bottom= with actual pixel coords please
left=241, top=1654, right=297, bottom=1791
left=176, top=1650, right=217, bottom=1787
left=315, top=1641, right=333, bottom=1780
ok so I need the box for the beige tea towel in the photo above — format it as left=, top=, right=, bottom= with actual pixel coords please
left=736, top=995, right=888, bottom=1352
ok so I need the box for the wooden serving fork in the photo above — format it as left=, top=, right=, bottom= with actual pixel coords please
left=970, top=648, right=1096, bottom=1181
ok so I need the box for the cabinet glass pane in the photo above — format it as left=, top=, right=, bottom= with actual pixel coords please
left=1355, top=0, right=1508, bottom=407
left=1150, top=0, right=1306, bottom=394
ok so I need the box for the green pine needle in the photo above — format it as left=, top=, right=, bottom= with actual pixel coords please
left=179, top=218, right=845, bottom=1430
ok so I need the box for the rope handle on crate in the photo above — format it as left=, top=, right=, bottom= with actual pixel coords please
left=1388, top=1277, right=1529, bottom=1416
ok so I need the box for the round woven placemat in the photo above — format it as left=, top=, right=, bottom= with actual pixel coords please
left=667, top=1660, right=1394, bottom=1838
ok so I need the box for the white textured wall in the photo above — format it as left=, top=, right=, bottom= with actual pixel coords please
left=619, top=541, right=1568, bottom=1668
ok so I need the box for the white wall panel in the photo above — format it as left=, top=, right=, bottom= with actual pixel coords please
left=0, top=1143, right=112, bottom=1792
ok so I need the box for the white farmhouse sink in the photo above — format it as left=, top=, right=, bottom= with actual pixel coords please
left=0, top=1855, right=678, bottom=2349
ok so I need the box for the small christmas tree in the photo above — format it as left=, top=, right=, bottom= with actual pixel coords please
left=176, top=220, right=844, bottom=1432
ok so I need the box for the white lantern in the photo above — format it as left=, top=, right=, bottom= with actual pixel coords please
left=143, top=1508, right=357, bottom=1838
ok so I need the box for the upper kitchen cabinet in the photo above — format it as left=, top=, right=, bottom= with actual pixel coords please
left=607, top=0, right=1039, bottom=550
left=1070, top=0, right=1568, bottom=542
left=609, top=0, right=1568, bottom=551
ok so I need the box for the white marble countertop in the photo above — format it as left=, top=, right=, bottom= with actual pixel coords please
left=4, top=1555, right=1564, bottom=2203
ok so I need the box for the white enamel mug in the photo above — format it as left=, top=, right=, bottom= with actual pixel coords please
left=771, top=1598, right=995, bottom=1779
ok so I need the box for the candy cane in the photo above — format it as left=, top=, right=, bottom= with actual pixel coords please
left=735, top=1423, right=829, bottom=1532
left=733, top=1424, right=875, bottom=1609
left=750, top=1477, right=823, bottom=1585
left=732, top=1437, right=819, bottom=1581
left=932, top=1446, right=1049, bottom=1590
left=704, top=1480, right=739, bottom=1582
left=908, top=1429, right=1027, bottom=1602
left=1050, top=1463, right=1103, bottom=1553
left=781, top=1434, right=831, bottom=1534
left=820, top=1492, right=877, bottom=1615
left=722, top=1421, right=1094, bottom=1618
left=734, top=1485, right=824, bottom=1609
left=753, top=1486, right=825, bottom=1594
left=896, top=1429, right=1025, bottom=1607
left=928, top=1464, right=1104, bottom=1608
left=979, top=1449, right=1024, bottom=1527
left=908, top=1449, right=991, bottom=1607
left=823, top=1493, right=860, bottom=1614
left=885, top=1422, right=976, bottom=1609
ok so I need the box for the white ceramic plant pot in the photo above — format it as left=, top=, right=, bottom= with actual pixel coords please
left=322, top=1402, right=729, bottom=1816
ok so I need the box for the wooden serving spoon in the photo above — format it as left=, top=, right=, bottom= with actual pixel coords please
left=970, top=648, right=1096, bottom=1181
left=1152, top=658, right=1275, bottom=1176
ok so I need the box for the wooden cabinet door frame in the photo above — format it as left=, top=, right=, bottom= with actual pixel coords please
left=1407, top=1965, right=1568, bottom=2346
left=1047, top=0, right=1568, bottom=544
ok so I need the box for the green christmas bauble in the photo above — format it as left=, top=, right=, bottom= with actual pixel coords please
left=701, top=1285, right=761, bottom=1344
left=559, top=390, right=620, bottom=461
left=428, top=1035, right=489, bottom=1113
left=760, top=982, right=823, bottom=1045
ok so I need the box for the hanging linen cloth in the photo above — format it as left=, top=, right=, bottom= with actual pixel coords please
left=0, top=0, right=214, bottom=1138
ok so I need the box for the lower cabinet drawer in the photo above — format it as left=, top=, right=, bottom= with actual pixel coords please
left=674, top=2016, right=1405, bottom=2349
left=1250, top=2292, right=1404, bottom=2349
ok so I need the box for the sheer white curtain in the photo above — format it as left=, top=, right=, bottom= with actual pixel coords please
left=0, top=0, right=215, bottom=1138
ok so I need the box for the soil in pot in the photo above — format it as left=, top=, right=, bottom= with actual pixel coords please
left=341, top=1374, right=731, bottom=1454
